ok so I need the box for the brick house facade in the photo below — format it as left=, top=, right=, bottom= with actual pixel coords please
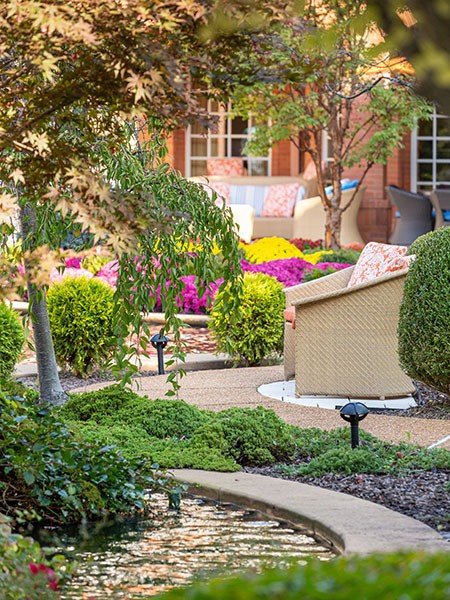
left=167, top=126, right=414, bottom=243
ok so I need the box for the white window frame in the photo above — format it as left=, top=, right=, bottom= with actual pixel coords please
left=411, top=108, right=450, bottom=192
left=185, top=100, right=271, bottom=178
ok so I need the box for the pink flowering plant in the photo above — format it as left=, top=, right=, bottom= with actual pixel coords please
left=0, top=520, right=72, bottom=599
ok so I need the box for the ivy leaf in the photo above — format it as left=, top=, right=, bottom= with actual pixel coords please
left=23, top=470, right=35, bottom=485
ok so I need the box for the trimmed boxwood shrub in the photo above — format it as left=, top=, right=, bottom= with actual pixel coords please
left=47, top=276, right=115, bottom=376
left=158, top=552, right=450, bottom=599
left=398, top=228, right=450, bottom=393
left=0, top=303, right=25, bottom=379
left=209, top=272, right=285, bottom=366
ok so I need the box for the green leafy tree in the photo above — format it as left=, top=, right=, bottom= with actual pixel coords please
left=209, top=0, right=431, bottom=248
left=0, top=1, right=242, bottom=403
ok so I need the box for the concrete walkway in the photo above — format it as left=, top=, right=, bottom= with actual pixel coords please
left=172, top=470, right=449, bottom=555
left=71, top=363, right=450, bottom=449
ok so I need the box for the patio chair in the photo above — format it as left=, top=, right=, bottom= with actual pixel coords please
left=429, top=189, right=450, bottom=229
left=386, top=185, right=434, bottom=246
left=283, top=263, right=415, bottom=399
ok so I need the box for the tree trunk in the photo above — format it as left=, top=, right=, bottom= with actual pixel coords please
left=20, top=202, right=68, bottom=405
left=324, top=205, right=342, bottom=249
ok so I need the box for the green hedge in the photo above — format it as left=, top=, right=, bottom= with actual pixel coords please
left=398, top=228, right=450, bottom=393
left=157, top=552, right=450, bottom=599
left=0, top=303, right=25, bottom=379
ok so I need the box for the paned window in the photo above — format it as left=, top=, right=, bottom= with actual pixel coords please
left=412, top=110, right=450, bottom=192
left=186, top=99, right=270, bottom=177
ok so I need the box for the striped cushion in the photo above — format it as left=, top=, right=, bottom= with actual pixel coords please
left=228, top=185, right=269, bottom=217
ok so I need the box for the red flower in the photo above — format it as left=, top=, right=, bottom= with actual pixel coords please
left=28, top=563, right=58, bottom=591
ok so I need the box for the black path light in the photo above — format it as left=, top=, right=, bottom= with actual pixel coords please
left=150, top=332, right=169, bottom=375
left=339, top=402, right=369, bottom=449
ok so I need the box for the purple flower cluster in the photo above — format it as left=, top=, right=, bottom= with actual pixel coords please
left=314, top=262, right=353, bottom=272
left=241, top=258, right=313, bottom=288
left=65, top=257, right=83, bottom=269
left=154, top=275, right=223, bottom=314
left=96, top=260, right=119, bottom=288
left=241, top=258, right=352, bottom=288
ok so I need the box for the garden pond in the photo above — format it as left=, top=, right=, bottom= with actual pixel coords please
left=43, top=494, right=335, bottom=598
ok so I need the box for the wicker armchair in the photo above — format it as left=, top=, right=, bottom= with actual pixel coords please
left=283, top=267, right=415, bottom=399
left=430, top=189, right=450, bottom=229
left=387, top=185, right=434, bottom=245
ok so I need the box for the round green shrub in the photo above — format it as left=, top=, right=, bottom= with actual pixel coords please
left=0, top=303, right=25, bottom=379
left=295, top=447, right=388, bottom=477
left=209, top=272, right=285, bottom=366
left=213, top=406, right=296, bottom=465
left=47, top=276, right=115, bottom=376
left=398, top=228, right=450, bottom=393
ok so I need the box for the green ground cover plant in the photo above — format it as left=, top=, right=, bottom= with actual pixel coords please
left=157, top=551, right=450, bottom=600
left=58, top=386, right=449, bottom=478
left=58, top=386, right=297, bottom=472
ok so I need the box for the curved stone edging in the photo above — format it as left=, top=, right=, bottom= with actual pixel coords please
left=10, top=301, right=210, bottom=327
left=172, top=469, right=449, bottom=556
left=141, top=312, right=210, bottom=326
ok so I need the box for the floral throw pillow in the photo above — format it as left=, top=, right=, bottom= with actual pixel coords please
left=347, top=242, right=410, bottom=287
left=261, top=183, right=300, bottom=218
left=206, top=158, right=244, bottom=176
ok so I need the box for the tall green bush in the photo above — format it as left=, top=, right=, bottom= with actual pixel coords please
left=0, top=303, right=25, bottom=379
left=398, top=228, right=450, bottom=393
left=47, top=277, right=115, bottom=376
left=209, top=272, right=285, bottom=366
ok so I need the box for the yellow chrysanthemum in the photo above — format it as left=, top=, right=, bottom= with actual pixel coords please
left=243, top=237, right=303, bottom=264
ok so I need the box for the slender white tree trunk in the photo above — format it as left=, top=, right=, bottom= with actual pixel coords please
left=20, top=202, right=68, bottom=405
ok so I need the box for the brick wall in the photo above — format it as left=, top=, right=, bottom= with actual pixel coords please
left=271, top=140, right=294, bottom=175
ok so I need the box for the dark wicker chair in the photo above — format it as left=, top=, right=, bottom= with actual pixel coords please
left=386, top=185, right=434, bottom=246
left=430, top=189, right=450, bottom=229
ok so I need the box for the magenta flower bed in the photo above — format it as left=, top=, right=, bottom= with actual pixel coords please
left=50, top=255, right=353, bottom=315
left=241, top=258, right=314, bottom=288
left=241, top=258, right=352, bottom=288
left=153, top=275, right=223, bottom=314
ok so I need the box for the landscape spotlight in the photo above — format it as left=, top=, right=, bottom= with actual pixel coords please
left=150, top=333, right=169, bottom=375
left=339, top=402, right=369, bottom=449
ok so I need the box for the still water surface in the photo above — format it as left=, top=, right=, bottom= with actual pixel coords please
left=55, top=494, right=335, bottom=599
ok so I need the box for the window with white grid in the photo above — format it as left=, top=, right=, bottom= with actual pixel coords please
left=412, top=109, right=450, bottom=193
left=185, top=98, right=270, bottom=177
